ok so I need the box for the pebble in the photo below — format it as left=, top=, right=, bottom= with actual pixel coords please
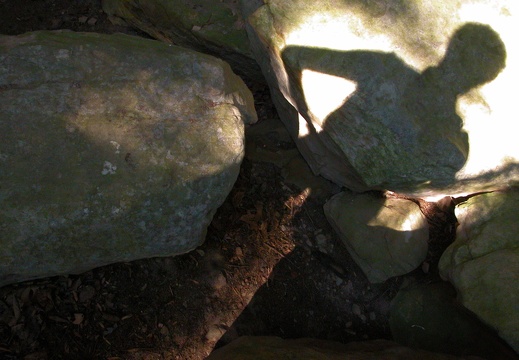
left=235, top=247, right=243, bottom=258
left=205, top=325, right=225, bottom=342
left=209, top=272, right=227, bottom=290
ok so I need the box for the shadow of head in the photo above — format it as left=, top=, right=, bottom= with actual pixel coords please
left=435, top=22, right=506, bottom=94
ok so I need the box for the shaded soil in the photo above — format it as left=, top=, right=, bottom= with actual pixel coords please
left=0, top=1, right=462, bottom=359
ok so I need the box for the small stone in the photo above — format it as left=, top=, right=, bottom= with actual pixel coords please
left=78, top=16, right=88, bottom=23
left=316, top=234, right=328, bottom=252
left=352, top=303, right=362, bottom=317
left=159, top=324, right=170, bottom=336
left=209, top=272, right=227, bottom=290
left=235, top=247, right=243, bottom=257
left=206, top=325, right=225, bottom=342
left=87, top=17, right=98, bottom=26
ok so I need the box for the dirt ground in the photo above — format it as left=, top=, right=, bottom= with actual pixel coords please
left=0, top=1, right=459, bottom=359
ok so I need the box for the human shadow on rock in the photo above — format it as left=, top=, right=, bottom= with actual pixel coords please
left=282, top=22, right=506, bottom=191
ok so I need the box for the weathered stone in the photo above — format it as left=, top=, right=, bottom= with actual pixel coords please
left=245, top=117, right=340, bottom=199
left=207, top=336, right=481, bottom=360
left=102, top=0, right=263, bottom=82
left=390, top=282, right=519, bottom=359
left=0, top=30, right=257, bottom=287
left=324, top=192, right=428, bottom=283
left=439, top=190, right=519, bottom=352
left=243, top=0, right=518, bottom=197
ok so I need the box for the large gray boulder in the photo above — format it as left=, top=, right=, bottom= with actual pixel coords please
left=243, top=0, right=518, bottom=197
left=324, top=192, right=429, bottom=283
left=0, top=30, right=257, bottom=287
left=102, top=0, right=263, bottom=82
left=439, top=190, right=519, bottom=353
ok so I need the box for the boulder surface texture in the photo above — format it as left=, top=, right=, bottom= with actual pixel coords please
left=439, top=190, right=519, bottom=353
left=243, top=0, right=518, bottom=197
left=0, top=30, right=257, bottom=287
left=207, top=336, right=481, bottom=360
left=102, top=0, right=263, bottom=82
left=324, top=192, right=429, bottom=283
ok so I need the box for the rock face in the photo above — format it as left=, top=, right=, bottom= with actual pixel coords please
left=102, top=0, right=263, bottom=82
left=0, top=30, right=257, bottom=287
left=390, top=282, right=519, bottom=360
left=324, top=192, right=429, bottom=283
left=207, top=336, right=481, bottom=360
left=243, top=0, right=518, bottom=197
left=439, top=190, right=519, bottom=353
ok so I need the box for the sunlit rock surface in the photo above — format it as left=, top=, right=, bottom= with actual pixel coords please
left=439, top=190, right=519, bottom=352
left=324, top=192, right=428, bottom=283
left=243, top=0, right=519, bottom=197
left=102, top=0, right=263, bottom=82
left=0, top=30, right=257, bottom=287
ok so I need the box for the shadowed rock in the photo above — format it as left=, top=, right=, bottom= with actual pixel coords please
left=0, top=30, right=257, bottom=287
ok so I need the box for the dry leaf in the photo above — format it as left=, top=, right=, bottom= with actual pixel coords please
left=72, top=313, right=84, bottom=325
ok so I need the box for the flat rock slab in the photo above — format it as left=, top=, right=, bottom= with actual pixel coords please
left=0, top=30, right=257, bottom=287
left=439, top=190, right=519, bottom=353
left=324, top=192, right=428, bottom=283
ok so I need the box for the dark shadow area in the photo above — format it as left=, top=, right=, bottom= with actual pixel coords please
left=215, top=191, right=399, bottom=345
left=216, top=184, right=519, bottom=359
left=282, top=22, right=507, bottom=191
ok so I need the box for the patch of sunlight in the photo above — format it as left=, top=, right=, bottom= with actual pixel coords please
left=367, top=202, right=424, bottom=235
left=301, top=69, right=356, bottom=126
left=284, top=12, right=393, bottom=52
left=297, top=113, right=311, bottom=138
left=422, top=194, right=450, bottom=203
left=65, top=70, right=243, bottom=184
left=453, top=3, right=519, bottom=182
left=458, top=95, right=517, bottom=175
left=458, top=1, right=517, bottom=25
